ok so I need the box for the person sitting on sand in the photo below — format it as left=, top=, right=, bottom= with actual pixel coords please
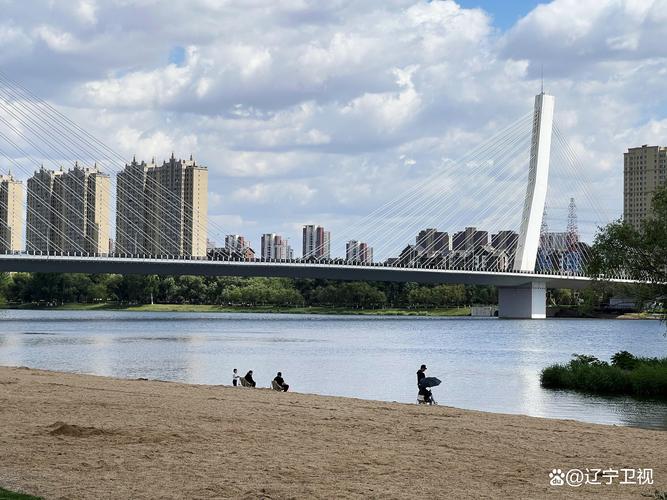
left=244, top=370, right=256, bottom=388
left=232, top=368, right=240, bottom=387
left=273, top=372, right=289, bottom=392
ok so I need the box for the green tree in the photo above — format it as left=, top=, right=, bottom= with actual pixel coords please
left=0, top=272, right=11, bottom=304
left=588, top=185, right=667, bottom=316
left=550, top=289, right=574, bottom=306
left=109, top=275, right=154, bottom=304
left=465, top=285, right=497, bottom=305
left=174, top=276, right=206, bottom=303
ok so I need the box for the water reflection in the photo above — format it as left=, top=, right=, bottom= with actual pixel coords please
left=0, top=309, right=666, bottom=430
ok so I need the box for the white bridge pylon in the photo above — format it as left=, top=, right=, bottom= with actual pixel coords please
left=499, top=92, right=555, bottom=319
left=513, top=92, right=555, bottom=272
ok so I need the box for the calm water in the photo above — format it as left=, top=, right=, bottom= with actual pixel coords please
left=1, top=310, right=666, bottom=430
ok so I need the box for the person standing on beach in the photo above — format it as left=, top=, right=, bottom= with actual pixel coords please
left=417, top=364, right=432, bottom=404
left=232, top=368, right=240, bottom=387
left=244, top=370, right=256, bottom=387
left=417, top=364, right=427, bottom=386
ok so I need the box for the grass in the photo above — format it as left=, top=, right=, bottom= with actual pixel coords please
left=0, top=488, right=41, bottom=500
left=617, top=312, right=666, bottom=320
left=642, top=491, right=667, bottom=500
left=541, top=352, right=667, bottom=399
left=2, top=302, right=472, bottom=317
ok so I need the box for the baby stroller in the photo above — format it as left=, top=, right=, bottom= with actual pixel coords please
left=417, top=377, right=440, bottom=405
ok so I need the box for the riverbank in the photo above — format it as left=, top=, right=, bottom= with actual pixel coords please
left=618, top=312, right=666, bottom=320
left=1, top=367, right=665, bottom=499
left=0, top=302, right=472, bottom=316
left=4, top=303, right=659, bottom=320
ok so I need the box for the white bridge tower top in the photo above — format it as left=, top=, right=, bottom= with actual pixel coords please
left=513, top=92, right=555, bottom=272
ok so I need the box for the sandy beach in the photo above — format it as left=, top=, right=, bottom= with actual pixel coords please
left=0, top=366, right=665, bottom=499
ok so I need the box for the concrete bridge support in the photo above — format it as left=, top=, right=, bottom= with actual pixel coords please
left=497, top=281, right=546, bottom=319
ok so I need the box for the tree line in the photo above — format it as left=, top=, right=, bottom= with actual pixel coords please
left=0, top=272, right=498, bottom=309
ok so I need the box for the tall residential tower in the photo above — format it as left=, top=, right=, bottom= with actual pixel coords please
left=26, top=166, right=63, bottom=253
left=624, top=145, right=667, bottom=228
left=0, top=173, right=24, bottom=253
left=261, top=233, right=293, bottom=260
left=116, top=155, right=208, bottom=256
left=26, top=164, right=110, bottom=254
left=346, top=240, right=373, bottom=264
left=302, top=224, right=330, bottom=259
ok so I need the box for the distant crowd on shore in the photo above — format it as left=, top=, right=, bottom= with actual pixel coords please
left=232, top=368, right=289, bottom=392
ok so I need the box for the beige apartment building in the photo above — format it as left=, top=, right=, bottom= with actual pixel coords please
left=116, top=154, right=208, bottom=257
left=26, top=166, right=64, bottom=253
left=116, top=157, right=156, bottom=255
left=0, top=173, right=24, bottom=252
left=624, top=145, right=667, bottom=228
left=27, top=164, right=110, bottom=254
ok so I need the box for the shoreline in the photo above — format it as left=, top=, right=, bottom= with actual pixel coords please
left=1, top=303, right=472, bottom=317
left=1, top=302, right=662, bottom=319
left=1, top=366, right=665, bottom=498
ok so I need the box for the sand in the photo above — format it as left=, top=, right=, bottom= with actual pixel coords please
left=0, top=366, right=665, bottom=499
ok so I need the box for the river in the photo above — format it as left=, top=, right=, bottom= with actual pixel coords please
left=1, top=310, right=666, bottom=430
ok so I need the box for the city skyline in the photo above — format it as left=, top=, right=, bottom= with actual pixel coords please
left=0, top=1, right=665, bottom=257
left=0, top=151, right=594, bottom=265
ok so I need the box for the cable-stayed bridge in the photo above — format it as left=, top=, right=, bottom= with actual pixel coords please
left=0, top=74, right=622, bottom=318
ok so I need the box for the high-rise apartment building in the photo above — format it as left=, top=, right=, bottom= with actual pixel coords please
left=491, top=230, right=518, bottom=252
left=416, top=228, right=449, bottom=254
left=0, top=173, right=24, bottom=252
left=261, top=233, right=293, bottom=260
left=225, top=234, right=249, bottom=253
left=116, top=157, right=155, bottom=255
left=208, top=234, right=254, bottom=260
left=61, top=163, right=111, bottom=254
left=116, top=155, right=208, bottom=256
left=452, top=227, right=489, bottom=252
left=26, top=166, right=63, bottom=253
left=27, top=164, right=110, bottom=254
left=624, top=145, right=667, bottom=228
left=302, top=224, right=330, bottom=259
left=346, top=240, right=373, bottom=264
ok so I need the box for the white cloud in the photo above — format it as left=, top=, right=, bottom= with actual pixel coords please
left=502, top=0, right=667, bottom=69
left=340, top=66, right=422, bottom=133
left=231, top=181, right=317, bottom=205
left=33, top=25, right=78, bottom=52
left=1, top=0, right=666, bottom=257
left=75, top=0, right=98, bottom=25
left=113, top=127, right=198, bottom=162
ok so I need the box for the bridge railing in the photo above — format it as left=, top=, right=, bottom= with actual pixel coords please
left=0, top=248, right=609, bottom=278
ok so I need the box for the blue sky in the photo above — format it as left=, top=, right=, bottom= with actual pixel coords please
left=457, top=0, right=544, bottom=29
left=168, top=46, right=187, bottom=66
left=1, top=0, right=666, bottom=257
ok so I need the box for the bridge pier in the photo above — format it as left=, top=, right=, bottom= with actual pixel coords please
left=497, top=281, right=546, bottom=319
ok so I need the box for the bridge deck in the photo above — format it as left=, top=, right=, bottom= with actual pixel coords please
left=0, top=254, right=610, bottom=288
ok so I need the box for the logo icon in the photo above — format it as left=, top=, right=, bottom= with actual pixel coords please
left=549, top=469, right=565, bottom=486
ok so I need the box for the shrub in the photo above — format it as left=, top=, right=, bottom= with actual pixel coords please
left=629, top=364, right=667, bottom=398
left=540, top=351, right=667, bottom=399
left=611, top=350, right=638, bottom=370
